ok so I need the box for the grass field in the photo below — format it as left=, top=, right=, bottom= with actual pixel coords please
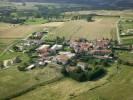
left=46, top=16, right=118, bottom=40
left=73, top=65, right=133, bottom=100
left=119, top=18, right=133, bottom=44
left=0, top=64, right=63, bottom=100
left=12, top=61, right=133, bottom=100
left=12, top=63, right=133, bottom=100
left=24, top=18, right=48, bottom=25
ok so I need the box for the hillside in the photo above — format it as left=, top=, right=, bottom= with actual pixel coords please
left=9, top=0, right=133, bottom=9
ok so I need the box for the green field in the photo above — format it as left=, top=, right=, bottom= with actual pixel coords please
left=10, top=51, right=133, bottom=100
left=24, top=18, right=48, bottom=25
left=0, top=64, right=63, bottom=100
left=119, top=18, right=133, bottom=44
left=12, top=62, right=133, bottom=100
left=46, top=16, right=118, bottom=40
left=0, top=3, right=133, bottom=99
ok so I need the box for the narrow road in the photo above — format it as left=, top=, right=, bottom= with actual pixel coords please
left=0, top=34, right=32, bottom=57
left=116, top=19, right=121, bottom=44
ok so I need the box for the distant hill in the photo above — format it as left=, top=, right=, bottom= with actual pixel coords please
left=8, top=0, right=133, bottom=9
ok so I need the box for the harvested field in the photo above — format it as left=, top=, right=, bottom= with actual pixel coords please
left=0, top=22, right=63, bottom=53
left=48, top=17, right=119, bottom=40
left=42, top=22, right=64, bottom=27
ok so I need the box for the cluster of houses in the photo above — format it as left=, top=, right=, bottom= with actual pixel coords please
left=70, top=38, right=112, bottom=59
left=121, top=29, right=133, bottom=36
left=13, top=31, right=48, bottom=52
left=1, top=30, right=114, bottom=72
left=25, top=38, right=113, bottom=71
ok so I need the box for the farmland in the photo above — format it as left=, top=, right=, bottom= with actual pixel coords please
left=0, top=64, right=63, bottom=100
left=13, top=62, right=133, bottom=100
left=73, top=64, right=133, bottom=100
left=0, top=22, right=64, bottom=53
left=0, top=23, right=43, bottom=52
left=47, top=16, right=119, bottom=40
left=119, top=18, right=133, bottom=44
left=11, top=50, right=133, bottom=100
left=0, top=1, right=133, bottom=99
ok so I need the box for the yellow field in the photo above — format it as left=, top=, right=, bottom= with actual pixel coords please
left=0, top=22, right=64, bottom=52
left=0, top=23, right=44, bottom=52
left=48, top=16, right=119, bottom=40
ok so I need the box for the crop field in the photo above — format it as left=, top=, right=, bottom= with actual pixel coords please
left=0, top=23, right=44, bottom=50
left=47, top=16, right=119, bottom=40
left=0, top=22, right=64, bottom=53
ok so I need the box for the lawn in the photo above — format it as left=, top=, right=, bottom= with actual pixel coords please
left=47, top=16, right=118, bottom=40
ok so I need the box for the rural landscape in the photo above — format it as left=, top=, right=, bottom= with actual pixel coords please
left=0, top=0, right=133, bottom=100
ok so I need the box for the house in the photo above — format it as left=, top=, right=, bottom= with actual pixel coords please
left=77, top=62, right=87, bottom=71
left=3, top=59, right=14, bottom=68
left=93, top=55, right=113, bottom=60
left=32, top=32, right=44, bottom=39
left=53, top=54, right=70, bottom=65
left=90, top=50, right=112, bottom=56
left=51, top=44, right=63, bottom=51
left=26, top=64, right=35, bottom=70
left=65, top=66, right=80, bottom=73
left=70, top=39, right=93, bottom=53
left=38, top=60, right=51, bottom=66
left=127, top=29, right=133, bottom=34
left=37, top=44, right=50, bottom=51
left=53, top=52, right=75, bottom=65
left=95, top=39, right=110, bottom=49
left=37, top=44, right=50, bottom=55
left=59, top=52, right=75, bottom=58
left=15, top=45, right=24, bottom=51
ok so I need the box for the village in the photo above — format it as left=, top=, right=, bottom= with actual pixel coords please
left=0, top=26, right=133, bottom=82
left=0, top=30, right=120, bottom=81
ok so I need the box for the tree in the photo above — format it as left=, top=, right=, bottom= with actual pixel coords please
left=0, top=61, right=4, bottom=69
left=87, top=16, right=92, bottom=22
left=15, top=56, right=22, bottom=63
left=22, top=2, right=26, bottom=6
